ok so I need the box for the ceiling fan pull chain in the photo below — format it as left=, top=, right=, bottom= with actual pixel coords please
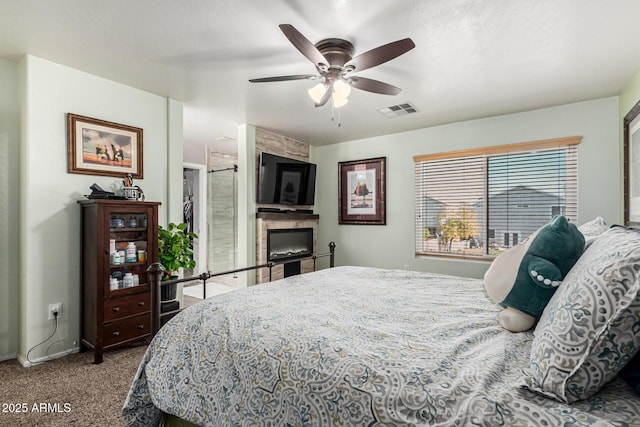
left=329, top=103, right=342, bottom=127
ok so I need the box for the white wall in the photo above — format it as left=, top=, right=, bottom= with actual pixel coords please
left=312, top=97, right=620, bottom=279
left=167, top=98, right=184, bottom=225
left=237, top=124, right=256, bottom=286
left=17, top=55, right=178, bottom=363
left=0, top=58, right=20, bottom=360
left=183, top=143, right=207, bottom=165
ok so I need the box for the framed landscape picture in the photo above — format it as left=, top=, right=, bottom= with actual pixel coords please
left=67, top=113, right=143, bottom=178
left=338, top=157, right=386, bottom=225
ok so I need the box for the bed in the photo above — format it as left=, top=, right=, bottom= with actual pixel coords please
left=122, top=262, right=640, bottom=426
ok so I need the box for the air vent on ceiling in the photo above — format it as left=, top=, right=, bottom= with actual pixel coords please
left=377, top=102, right=419, bottom=118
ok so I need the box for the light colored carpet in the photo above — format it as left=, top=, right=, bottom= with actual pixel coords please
left=0, top=344, right=147, bottom=426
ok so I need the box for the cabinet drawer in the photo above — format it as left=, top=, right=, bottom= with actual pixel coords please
left=104, top=293, right=150, bottom=321
left=103, top=314, right=150, bottom=347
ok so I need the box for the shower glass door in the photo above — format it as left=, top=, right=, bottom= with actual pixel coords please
left=207, top=151, right=238, bottom=278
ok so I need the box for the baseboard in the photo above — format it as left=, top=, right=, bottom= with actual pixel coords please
left=16, top=347, right=80, bottom=367
left=0, top=353, right=17, bottom=362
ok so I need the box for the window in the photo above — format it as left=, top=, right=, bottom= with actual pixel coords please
left=414, top=137, right=580, bottom=259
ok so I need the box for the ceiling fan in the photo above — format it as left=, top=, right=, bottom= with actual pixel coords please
left=249, top=24, right=415, bottom=108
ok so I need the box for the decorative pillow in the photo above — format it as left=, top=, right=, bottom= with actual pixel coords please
left=527, top=226, right=640, bottom=403
left=577, top=216, right=609, bottom=248
left=484, top=215, right=585, bottom=332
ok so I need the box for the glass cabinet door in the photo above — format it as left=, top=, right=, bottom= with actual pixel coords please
left=107, top=208, right=151, bottom=295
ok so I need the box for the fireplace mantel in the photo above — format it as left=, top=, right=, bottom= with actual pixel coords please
left=256, top=212, right=319, bottom=221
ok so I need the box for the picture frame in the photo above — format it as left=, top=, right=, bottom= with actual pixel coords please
left=338, top=157, right=386, bottom=225
left=278, top=168, right=302, bottom=204
left=67, top=113, right=143, bottom=179
left=624, top=99, right=640, bottom=226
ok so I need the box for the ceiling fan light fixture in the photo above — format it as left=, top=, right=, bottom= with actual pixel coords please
left=333, top=79, right=351, bottom=99
left=307, top=83, right=327, bottom=103
left=332, top=94, right=349, bottom=108
left=253, top=25, right=415, bottom=112
left=331, top=79, right=351, bottom=108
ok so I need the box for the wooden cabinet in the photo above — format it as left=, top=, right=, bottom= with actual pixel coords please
left=78, top=199, right=160, bottom=364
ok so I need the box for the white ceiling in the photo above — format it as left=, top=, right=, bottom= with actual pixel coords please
left=2, top=0, right=640, bottom=152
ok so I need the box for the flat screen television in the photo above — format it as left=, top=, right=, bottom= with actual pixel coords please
left=257, top=152, right=317, bottom=205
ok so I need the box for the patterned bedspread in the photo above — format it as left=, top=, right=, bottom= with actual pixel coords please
left=122, top=266, right=640, bottom=426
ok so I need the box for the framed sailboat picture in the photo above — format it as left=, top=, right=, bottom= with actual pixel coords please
left=338, top=157, right=386, bottom=225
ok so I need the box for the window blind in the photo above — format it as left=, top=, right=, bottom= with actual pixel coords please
left=414, top=137, right=580, bottom=259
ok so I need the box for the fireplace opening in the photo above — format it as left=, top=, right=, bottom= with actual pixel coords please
left=267, top=228, right=314, bottom=263
left=267, top=228, right=313, bottom=262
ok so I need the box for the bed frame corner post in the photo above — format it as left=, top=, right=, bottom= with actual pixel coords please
left=329, top=242, right=336, bottom=268
left=148, top=262, right=165, bottom=336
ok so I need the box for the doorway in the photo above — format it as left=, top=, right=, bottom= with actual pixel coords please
left=182, top=163, right=207, bottom=276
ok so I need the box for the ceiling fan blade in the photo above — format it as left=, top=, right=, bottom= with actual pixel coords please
left=348, top=76, right=401, bottom=95
left=315, top=87, right=332, bottom=107
left=279, top=24, right=329, bottom=69
left=344, top=38, right=415, bottom=73
left=249, top=74, right=317, bottom=83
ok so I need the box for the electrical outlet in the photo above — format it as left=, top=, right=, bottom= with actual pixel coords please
left=48, top=303, right=62, bottom=320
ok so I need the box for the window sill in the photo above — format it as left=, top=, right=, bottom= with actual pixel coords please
left=415, top=252, right=495, bottom=262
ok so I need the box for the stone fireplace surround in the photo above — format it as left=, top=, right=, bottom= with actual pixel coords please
left=254, top=127, right=318, bottom=284
left=256, top=212, right=319, bottom=284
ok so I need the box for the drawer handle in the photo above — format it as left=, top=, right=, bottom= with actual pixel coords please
left=138, top=302, right=145, bottom=306
left=137, top=324, right=145, bottom=329
left=112, top=331, right=120, bottom=336
left=112, top=307, right=120, bottom=312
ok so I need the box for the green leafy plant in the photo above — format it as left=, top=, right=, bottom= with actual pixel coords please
left=158, top=222, right=198, bottom=279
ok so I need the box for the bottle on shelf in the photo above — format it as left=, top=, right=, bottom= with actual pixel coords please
left=126, top=242, right=137, bottom=262
left=123, top=272, right=134, bottom=288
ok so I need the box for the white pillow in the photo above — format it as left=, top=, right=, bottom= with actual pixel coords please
left=577, top=217, right=608, bottom=248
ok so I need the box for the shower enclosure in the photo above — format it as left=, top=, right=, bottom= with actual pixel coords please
left=207, top=151, right=238, bottom=280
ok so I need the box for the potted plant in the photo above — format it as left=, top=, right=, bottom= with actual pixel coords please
left=157, top=222, right=198, bottom=301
